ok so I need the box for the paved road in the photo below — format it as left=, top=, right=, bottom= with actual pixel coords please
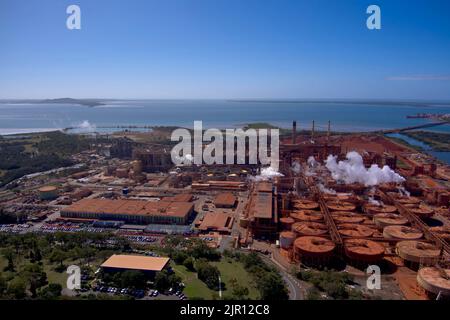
left=258, top=253, right=303, bottom=300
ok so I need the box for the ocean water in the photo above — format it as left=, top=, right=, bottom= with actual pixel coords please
left=0, top=100, right=449, bottom=135
left=386, top=133, right=450, bottom=164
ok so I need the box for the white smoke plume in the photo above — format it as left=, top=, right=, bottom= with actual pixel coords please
left=325, top=151, right=405, bottom=186
left=397, top=186, right=410, bottom=197
left=304, top=156, right=318, bottom=177
left=368, top=196, right=382, bottom=206
left=73, top=120, right=96, bottom=133
left=251, top=166, right=284, bottom=182
left=174, top=153, right=193, bottom=165
left=291, top=161, right=301, bottom=174
left=318, top=183, right=336, bottom=195
left=307, top=156, right=318, bottom=167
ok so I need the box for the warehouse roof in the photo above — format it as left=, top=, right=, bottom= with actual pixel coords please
left=198, top=212, right=234, bottom=233
left=214, top=193, right=237, bottom=207
left=252, top=192, right=273, bottom=218
left=63, top=198, right=193, bottom=218
left=101, top=254, right=170, bottom=272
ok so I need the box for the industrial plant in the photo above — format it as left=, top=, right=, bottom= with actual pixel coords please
left=0, top=120, right=449, bottom=300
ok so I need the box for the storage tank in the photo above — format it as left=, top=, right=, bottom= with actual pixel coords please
left=293, top=200, right=319, bottom=211
left=338, top=224, right=375, bottom=238
left=373, top=213, right=408, bottom=229
left=132, top=160, right=143, bottom=174
left=344, top=239, right=385, bottom=264
left=292, top=222, right=328, bottom=237
left=239, top=216, right=249, bottom=228
left=364, top=204, right=397, bottom=215
left=417, top=267, right=450, bottom=298
left=396, top=241, right=441, bottom=267
left=293, top=236, right=335, bottom=266
left=429, top=226, right=450, bottom=241
left=326, top=201, right=356, bottom=212
left=331, top=212, right=365, bottom=224
left=116, top=168, right=129, bottom=178
left=396, top=196, right=421, bottom=205
left=279, top=231, right=296, bottom=249
left=280, top=217, right=295, bottom=230
left=38, top=186, right=58, bottom=201
left=383, top=226, right=423, bottom=240
left=409, top=205, right=434, bottom=219
left=290, top=210, right=323, bottom=222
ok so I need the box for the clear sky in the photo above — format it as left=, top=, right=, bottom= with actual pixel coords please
left=0, top=0, right=449, bottom=100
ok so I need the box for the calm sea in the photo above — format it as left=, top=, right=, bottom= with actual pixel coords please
left=0, top=100, right=449, bottom=134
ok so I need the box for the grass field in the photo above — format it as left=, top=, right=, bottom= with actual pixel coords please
left=172, top=258, right=259, bottom=300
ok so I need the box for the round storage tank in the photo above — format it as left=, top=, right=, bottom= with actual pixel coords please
left=396, top=241, right=441, bottom=266
left=344, top=239, right=385, bottom=264
left=280, top=217, right=295, bottom=230
left=364, top=204, right=397, bottom=215
left=293, top=200, right=319, bottom=211
left=338, top=224, right=375, bottom=238
left=417, top=267, right=450, bottom=297
left=409, top=205, right=434, bottom=219
left=290, top=210, right=323, bottom=222
left=396, top=196, right=421, bottom=205
left=332, top=212, right=365, bottom=224
left=38, top=186, right=58, bottom=201
left=326, top=201, right=356, bottom=212
left=429, top=226, right=450, bottom=241
left=373, top=213, right=408, bottom=229
left=383, top=226, right=423, bottom=240
left=293, top=236, right=335, bottom=266
left=292, top=222, right=328, bottom=237
left=279, top=231, right=296, bottom=249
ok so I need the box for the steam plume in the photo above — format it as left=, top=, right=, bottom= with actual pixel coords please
left=325, top=151, right=405, bottom=186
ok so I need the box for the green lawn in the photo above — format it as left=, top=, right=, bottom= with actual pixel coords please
left=172, top=259, right=259, bottom=300
left=44, top=264, right=68, bottom=287
left=172, top=264, right=215, bottom=299
left=212, top=259, right=259, bottom=299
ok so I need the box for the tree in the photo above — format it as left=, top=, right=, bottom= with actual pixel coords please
left=256, top=271, right=289, bottom=300
left=120, top=270, right=146, bottom=289
left=0, top=275, right=6, bottom=296
left=229, top=278, right=249, bottom=300
left=154, top=271, right=170, bottom=291
left=154, top=270, right=181, bottom=291
left=196, top=260, right=220, bottom=290
left=48, top=248, right=66, bottom=270
left=183, top=257, right=195, bottom=271
left=38, top=283, right=62, bottom=300
left=22, top=263, right=48, bottom=297
left=173, top=251, right=188, bottom=265
left=7, top=277, right=26, bottom=299
left=2, top=247, right=15, bottom=271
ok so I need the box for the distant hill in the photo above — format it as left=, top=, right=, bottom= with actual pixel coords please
left=40, top=98, right=105, bottom=107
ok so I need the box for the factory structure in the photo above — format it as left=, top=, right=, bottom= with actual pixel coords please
left=6, top=118, right=448, bottom=300
left=236, top=121, right=450, bottom=299
left=61, top=198, right=194, bottom=225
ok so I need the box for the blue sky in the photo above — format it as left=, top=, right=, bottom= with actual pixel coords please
left=0, top=0, right=449, bottom=100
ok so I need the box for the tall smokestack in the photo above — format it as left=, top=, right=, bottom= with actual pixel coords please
left=311, top=120, right=315, bottom=141
left=292, top=121, right=297, bottom=144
